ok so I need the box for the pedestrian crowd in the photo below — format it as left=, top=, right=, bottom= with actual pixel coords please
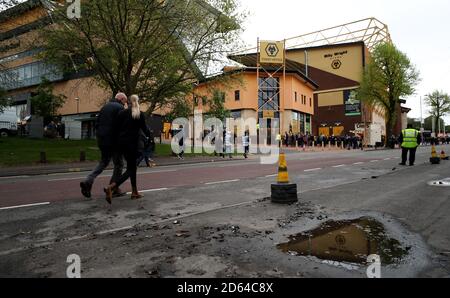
left=281, top=132, right=364, bottom=150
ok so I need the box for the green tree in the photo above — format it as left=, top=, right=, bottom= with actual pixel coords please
left=30, top=78, right=66, bottom=123
left=40, top=0, right=245, bottom=114
left=357, top=43, right=420, bottom=143
left=164, top=98, right=191, bottom=123
left=204, top=89, right=230, bottom=120
left=424, top=90, right=450, bottom=134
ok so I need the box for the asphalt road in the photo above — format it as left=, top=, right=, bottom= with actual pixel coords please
left=0, top=148, right=412, bottom=208
left=0, top=145, right=449, bottom=278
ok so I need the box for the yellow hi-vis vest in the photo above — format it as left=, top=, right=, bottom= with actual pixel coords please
left=402, top=129, right=419, bottom=148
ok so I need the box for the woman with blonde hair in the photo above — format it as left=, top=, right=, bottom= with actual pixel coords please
left=104, top=95, right=150, bottom=203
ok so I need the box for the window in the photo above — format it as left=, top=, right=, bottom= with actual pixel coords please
left=309, top=97, right=312, bottom=107
left=24, top=65, right=31, bottom=79
left=0, top=48, right=43, bottom=65
left=31, top=64, right=39, bottom=78
left=17, top=67, right=24, bottom=81
left=0, top=61, right=64, bottom=90
left=258, top=77, right=280, bottom=112
left=294, top=91, right=297, bottom=102
left=234, top=90, right=240, bottom=101
left=231, top=110, right=242, bottom=119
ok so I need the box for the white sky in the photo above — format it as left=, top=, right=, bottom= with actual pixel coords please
left=238, top=0, right=450, bottom=125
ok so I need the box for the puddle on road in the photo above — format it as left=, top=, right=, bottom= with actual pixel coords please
left=277, top=217, right=408, bottom=265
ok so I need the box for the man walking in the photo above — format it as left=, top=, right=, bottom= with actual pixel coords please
left=224, top=129, right=233, bottom=158
left=80, top=93, right=128, bottom=198
left=177, top=125, right=185, bottom=160
left=242, top=130, right=250, bottom=159
left=398, top=124, right=421, bottom=166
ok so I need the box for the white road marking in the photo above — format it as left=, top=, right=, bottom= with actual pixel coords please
left=370, top=160, right=380, bottom=163
left=304, top=168, right=322, bottom=172
left=48, top=174, right=114, bottom=182
left=0, top=175, right=30, bottom=180
left=219, top=163, right=244, bottom=168
left=0, top=202, right=50, bottom=211
left=265, top=174, right=278, bottom=178
left=47, top=172, right=84, bottom=177
left=48, top=169, right=177, bottom=182
left=353, top=162, right=364, bottom=165
left=205, top=179, right=240, bottom=185
left=126, top=188, right=169, bottom=195
left=332, top=164, right=346, bottom=168
left=384, top=158, right=391, bottom=160
left=48, top=176, right=95, bottom=182
left=141, top=169, right=177, bottom=174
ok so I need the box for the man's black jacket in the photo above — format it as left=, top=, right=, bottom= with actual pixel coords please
left=96, top=99, right=124, bottom=148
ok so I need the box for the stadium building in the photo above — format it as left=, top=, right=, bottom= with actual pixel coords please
left=198, top=18, right=411, bottom=146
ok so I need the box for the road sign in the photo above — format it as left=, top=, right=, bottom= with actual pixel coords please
left=259, top=41, right=285, bottom=64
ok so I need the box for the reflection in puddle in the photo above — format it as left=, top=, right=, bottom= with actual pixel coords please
left=277, top=217, right=408, bottom=265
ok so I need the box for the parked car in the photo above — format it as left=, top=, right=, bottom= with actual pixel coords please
left=0, top=107, right=19, bottom=137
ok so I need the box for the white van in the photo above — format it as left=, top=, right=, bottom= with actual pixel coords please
left=0, top=107, right=19, bottom=137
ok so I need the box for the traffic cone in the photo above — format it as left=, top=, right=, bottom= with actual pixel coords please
left=430, top=145, right=441, bottom=164
left=440, top=150, right=449, bottom=161
left=277, top=153, right=290, bottom=184
left=271, top=152, right=298, bottom=204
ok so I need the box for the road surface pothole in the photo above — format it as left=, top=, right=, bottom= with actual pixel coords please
left=277, top=217, right=409, bottom=265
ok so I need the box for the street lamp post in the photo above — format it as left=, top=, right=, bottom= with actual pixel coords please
left=420, top=96, right=424, bottom=129
left=193, top=96, right=195, bottom=153
left=420, top=96, right=424, bottom=144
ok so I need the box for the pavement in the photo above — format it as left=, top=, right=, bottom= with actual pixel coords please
left=0, top=144, right=426, bottom=177
left=0, top=155, right=249, bottom=177
left=0, top=145, right=449, bottom=278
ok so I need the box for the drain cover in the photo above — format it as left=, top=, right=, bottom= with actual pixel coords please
left=428, top=178, right=450, bottom=187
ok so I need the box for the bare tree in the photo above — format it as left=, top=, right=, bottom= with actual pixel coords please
left=425, top=90, right=450, bottom=135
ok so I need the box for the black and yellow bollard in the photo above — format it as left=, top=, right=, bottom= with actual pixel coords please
left=40, top=151, right=47, bottom=164
left=271, top=153, right=298, bottom=204
left=80, top=150, right=86, bottom=162
left=430, top=145, right=441, bottom=164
